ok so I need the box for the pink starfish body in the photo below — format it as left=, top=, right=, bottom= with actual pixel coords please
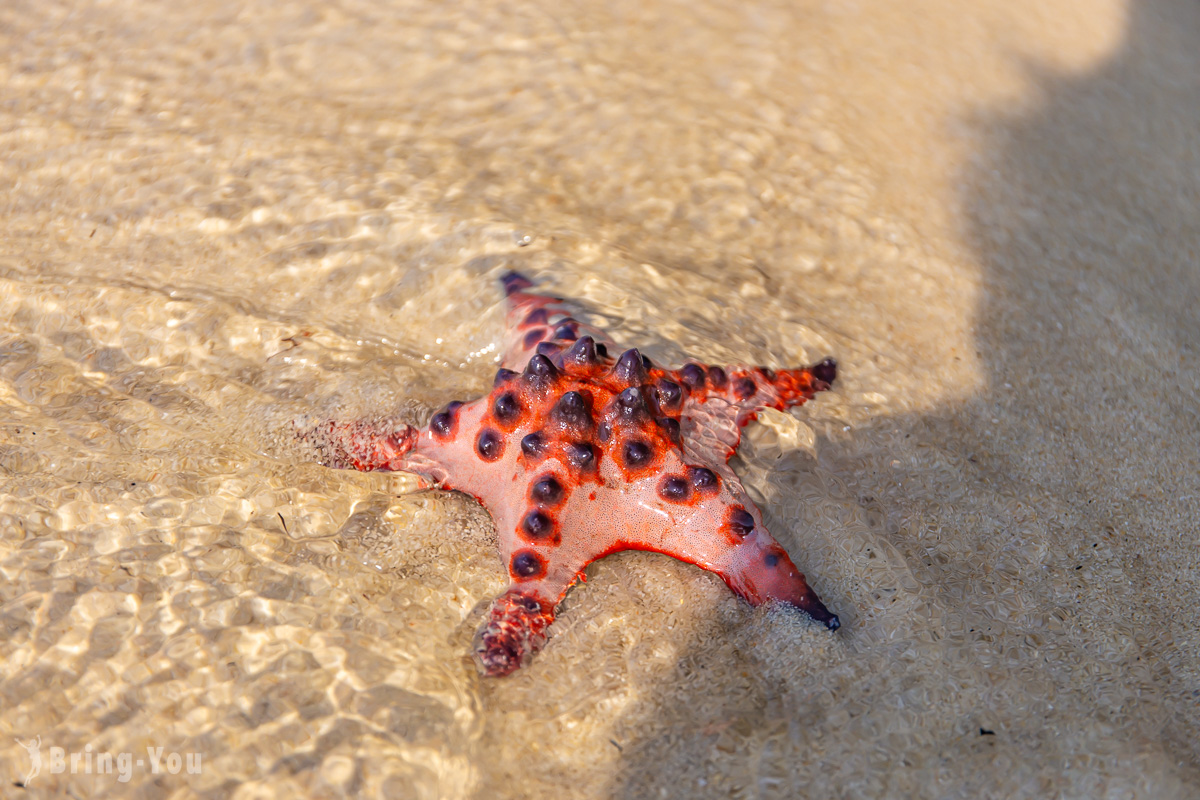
left=301, top=272, right=840, bottom=676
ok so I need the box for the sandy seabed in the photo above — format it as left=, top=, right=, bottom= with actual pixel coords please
left=1, top=0, right=1199, bottom=797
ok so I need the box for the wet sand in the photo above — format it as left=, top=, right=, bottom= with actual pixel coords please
left=1, top=0, right=1198, bottom=796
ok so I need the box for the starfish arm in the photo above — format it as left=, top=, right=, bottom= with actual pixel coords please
left=294, top=417, right=424, bottom=472
left=471, top=482, right=585, bottom=676
left=397, top=395, right=520, bottom=500
left=499, top=270, right=618, bottom=370
left=706, top=518, right=839, bottom=628
left=293, top=396, right=507, bottom=488
left=672, top=357, right=837, bottom=463
left=471, top=445, right=838, bottom=676
left=580, top=473, right=839, bottom=629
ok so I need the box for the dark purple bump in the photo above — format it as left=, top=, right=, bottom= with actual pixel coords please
left=617, top=386, right=644, bottom=415
left=536, top=341, right=560, bottom=357
left=566, top=442, right=596, bottom=471
left=622, top=439, right=653, bottom=469
left=568, top=391, right=592, bottom=412
left=523, top=328, right=547, bottom=350
left=511, top=551, right=544, bottom=578
left=759, top=367, right=777, bottom=382
left=655, top=380, right=682, bottom=408
left=613, top=348, right=647, bottom=384
left=658, top=417, right=681, bottom=441
left=689, top=466, right=719, bottom=491
left=595, top=343, right=608, bottom=358
left=554, top=391, right=590, bottom=425
left=431, top=412, right=454, bottom=437
left=476, top=429, right=504, bottom=461
left=531, top=476, right=564, bottom=505
left=522, top=509, right=554, bottom=539
left=764, top=552, right=780, bottom=568
left=730, top=508, right=755, bottom=536
left=565, top=335, right=597, bottom=366
left=493, top=392, right=521, bottom=423
left=641, top=354, right=654, bottom=370
left=553, top=324, right=578, bottom=341
left=812, top=357, right=838, bottom=385
left=734, top=376, right=757, bottom=400
left=521, top=431, right=546, bottom=458
left=525, top=353, right=558, bottom=379
left=659, top=476, right=689, bottom=502
left=523, top=308, right=549, bottom=326
left=680, top=363, right=706, bottom=389
left=597, top=421, right=612, bottom=443
left=502, top=271, right=534, bottom=297
left=494, top=368, right=517, bottom=387
left=708, top=367, right=728, bottom=389
left=447, top=401, right=464, bottom=412
left=515, top=595, right=541, bottom=612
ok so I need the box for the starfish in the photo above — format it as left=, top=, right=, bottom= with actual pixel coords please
left=299, top=271, right=840, bottom=676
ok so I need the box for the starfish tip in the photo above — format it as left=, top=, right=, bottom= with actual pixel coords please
left=501, top=270, right=535, bottom=297
left=812, top=357, right=838, bottom=385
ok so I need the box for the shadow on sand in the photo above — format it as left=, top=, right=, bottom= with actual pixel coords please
left=603, top=1, right=1200, bottom=795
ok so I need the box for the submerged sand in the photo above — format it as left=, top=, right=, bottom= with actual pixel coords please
left=1, top=0, right=1198, bottom=796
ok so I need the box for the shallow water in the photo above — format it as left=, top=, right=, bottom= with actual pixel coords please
left=2, top=0, right=1199, bottom=797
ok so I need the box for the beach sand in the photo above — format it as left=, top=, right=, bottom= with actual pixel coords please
left=1, top=0, right=1198, bottom=796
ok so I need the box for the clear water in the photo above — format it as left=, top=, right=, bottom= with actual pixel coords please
left=2, top=0, right=1199, bottom=797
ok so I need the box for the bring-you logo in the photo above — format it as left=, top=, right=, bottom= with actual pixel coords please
left=14, top=737, right=202, bottom=786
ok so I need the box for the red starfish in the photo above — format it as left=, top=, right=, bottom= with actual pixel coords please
left=300, top=272, right=840, bottom=676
